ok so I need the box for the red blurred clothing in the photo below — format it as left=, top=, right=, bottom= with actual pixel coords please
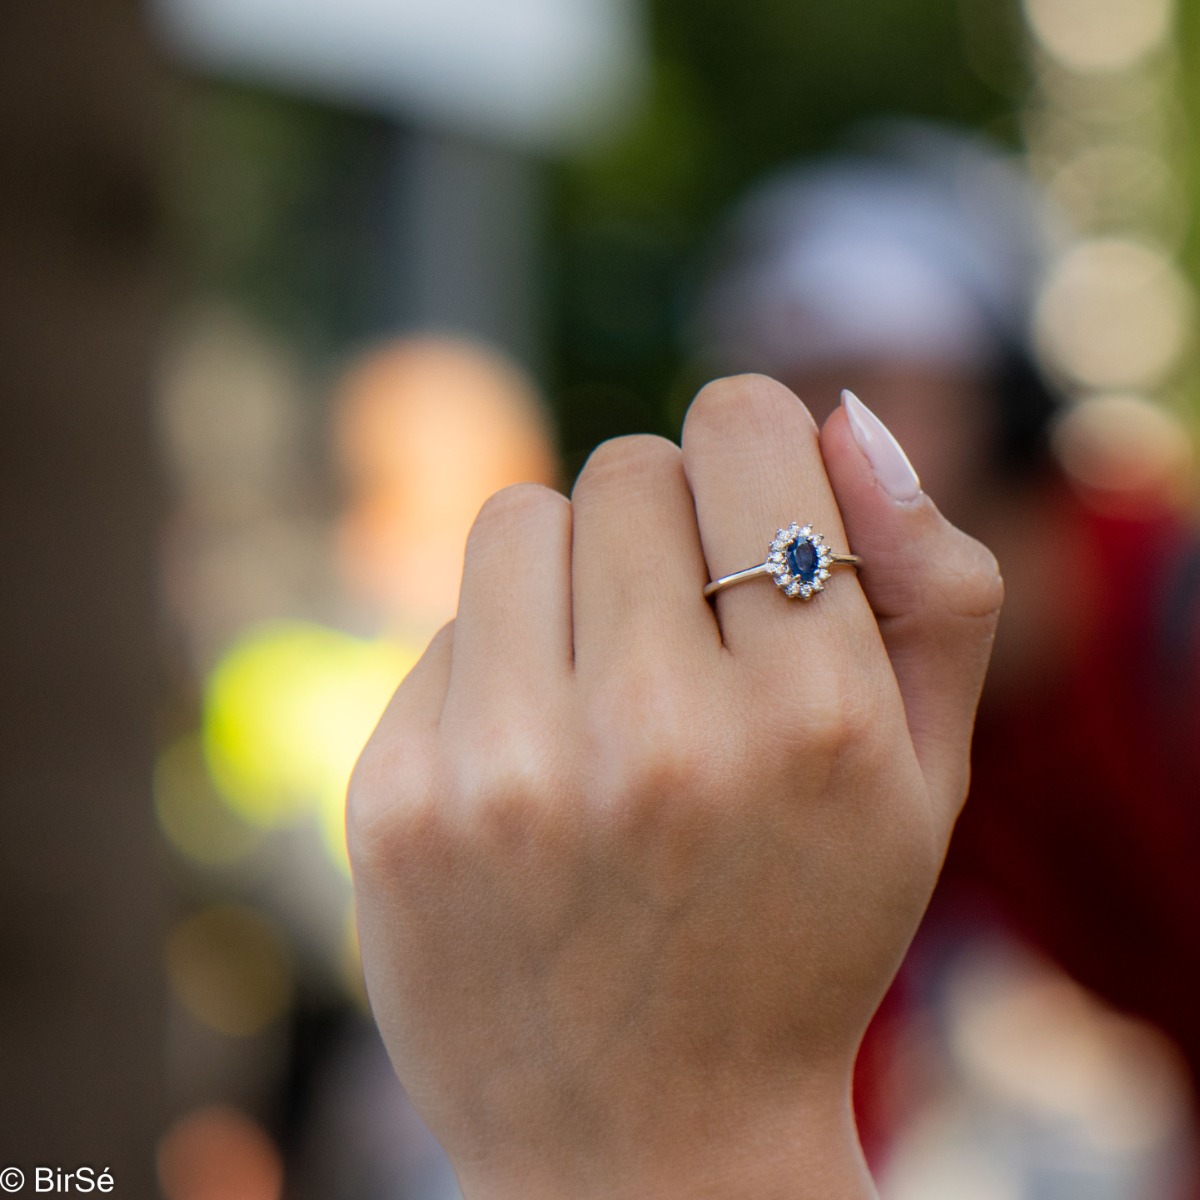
left=858, top=482, right=1200, bottom=1157
left=951, top=488, right=1200, bottom=1078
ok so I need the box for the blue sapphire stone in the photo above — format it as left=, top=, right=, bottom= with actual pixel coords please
left=785, top=537, right=818, bottom=584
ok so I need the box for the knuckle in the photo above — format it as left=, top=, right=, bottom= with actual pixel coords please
left=449, top=708, right=566, bottom=815
left=587, top=663, right=709, bottom=814
left=463, top=734, right=557, bottom=813
left=758, top=665, right=879, bottom=761
left=573, top=433, right=681, bottom=497
left=683, top=373, right=812, bottom=447
left=939, top=529, right=1005, bottom=622
left=805, top=686, right=877, bottom=759
left=600, top=748, right=705, bottom=835
left=349, top=710, right=570, bottom=875
left=470, top=482, right=567, bottom=544
left=345, top=734, right=442, bottom=877
left=620, top=738, right=703, bottom=808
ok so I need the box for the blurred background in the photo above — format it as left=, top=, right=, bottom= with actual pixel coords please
left=3, top=0, right=1200, bottom=1196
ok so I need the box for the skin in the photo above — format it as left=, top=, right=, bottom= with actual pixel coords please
left=778, top=363, right=996, bottom=531
left=348, top=375, right=1003, bottom=1200
left=784, top=360, right=1077, bottom=700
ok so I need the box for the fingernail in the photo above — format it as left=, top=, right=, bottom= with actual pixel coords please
left=841, top=389, right=922, bottom=501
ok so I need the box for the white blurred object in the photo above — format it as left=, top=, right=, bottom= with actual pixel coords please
left=690, top=122, right=1068, bottom=379
left=880, top=938, right=1197, bottom=1200
left=151, top=0, right=647, bottom=149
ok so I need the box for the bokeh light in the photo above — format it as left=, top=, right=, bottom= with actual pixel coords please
left=158, top=309, right=306, bottom=512
left=1023, top=0, right=1173, bottom=75
left=1034, top=237, right=1192, bottom=391
left=1047, top=145, right=1184, bottom=244
left=156, top=734, right=264, bottom=867
left=1052, top=392, right=1194, bottom=500
left=333, top=336, right=558, bottom=627
left=157, top=1106, right=284, bottom=1200
left=203, top=622, right=418, bottom=870
left=166, top=905, right=295, bottom=1037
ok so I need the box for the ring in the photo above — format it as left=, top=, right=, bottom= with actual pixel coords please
left=704, top=522, right=861, bottom=601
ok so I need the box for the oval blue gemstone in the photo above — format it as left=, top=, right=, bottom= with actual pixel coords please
left=786, top=537, right=818, bottom=584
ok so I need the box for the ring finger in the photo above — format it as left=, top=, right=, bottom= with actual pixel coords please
left=681, top=375, right=878, bottom=672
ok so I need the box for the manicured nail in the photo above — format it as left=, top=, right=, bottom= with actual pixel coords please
left=841, top=389, right=922, bottom=501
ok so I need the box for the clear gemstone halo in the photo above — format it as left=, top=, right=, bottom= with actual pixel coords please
left=769, top=523, right=833, bottom=601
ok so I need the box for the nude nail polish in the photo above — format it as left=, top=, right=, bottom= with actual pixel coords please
left=841, top=389, right=922, bottom=501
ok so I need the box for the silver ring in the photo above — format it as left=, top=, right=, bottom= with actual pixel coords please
left=704, top=522, right=861, bottom=601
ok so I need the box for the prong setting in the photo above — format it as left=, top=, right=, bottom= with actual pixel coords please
left=770, top=522, right=833, bottom=601
left=702, top=520, right=857, bottom=601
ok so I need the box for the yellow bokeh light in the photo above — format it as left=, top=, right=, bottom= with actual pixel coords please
left=155, top=733, right=264, bottom=866
left=203, top=622, right=418, bottom=870
left=1047, top=145, right=1182, bottom=242
left=1052, top=392, right=1194, bottom=497
left=1024, top=0, right=1172, bottom=75
left=1035, top=238, right=1191, bottom=391
left=166, top=905, right=295, bottom=1037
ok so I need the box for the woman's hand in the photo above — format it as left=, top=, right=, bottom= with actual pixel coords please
left=347, top=377, right=1002, bottom=1200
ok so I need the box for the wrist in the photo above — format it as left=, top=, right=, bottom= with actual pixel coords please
left=454, top=1073, right=877, bottom=1200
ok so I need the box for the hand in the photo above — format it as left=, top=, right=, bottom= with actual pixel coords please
left=347, top=377, right=1002, bottom=1200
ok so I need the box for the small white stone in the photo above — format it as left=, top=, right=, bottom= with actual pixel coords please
left=817, top=569, right=829, bottom=581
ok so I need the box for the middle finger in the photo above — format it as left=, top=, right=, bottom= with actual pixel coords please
left=570, top=434, right=719, bottom=679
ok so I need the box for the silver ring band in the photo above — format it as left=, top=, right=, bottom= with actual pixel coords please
left=704, top=523, right=860, bottom=602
